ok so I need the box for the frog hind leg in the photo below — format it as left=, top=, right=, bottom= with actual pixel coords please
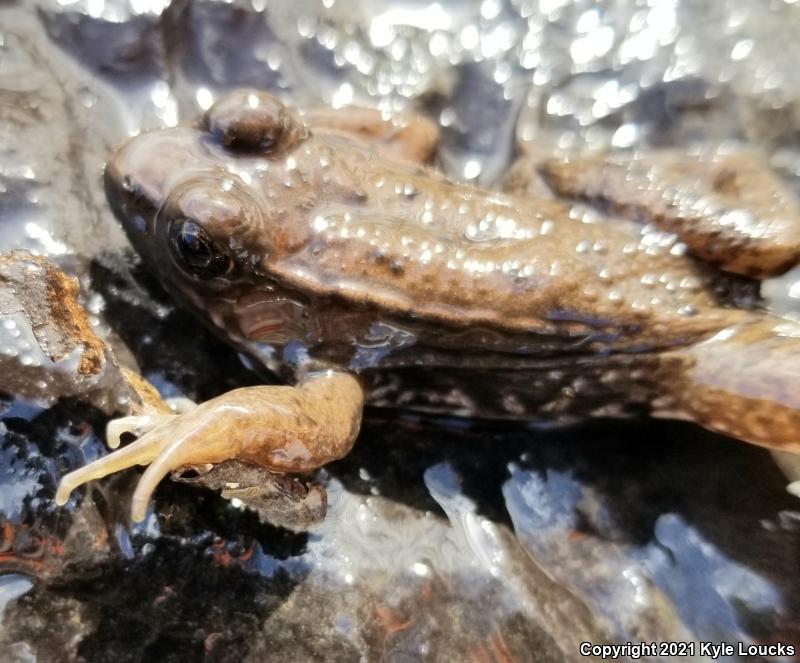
left=537, top=151, right=800, bottom=278
left=654, top=315, right=800, bottom=453
left=56, top=371, right=364, bottom=522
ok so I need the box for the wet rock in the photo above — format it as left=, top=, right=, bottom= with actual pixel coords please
left=513, top=0, right=800, bottom=156
left=0, top=538, right=298, bottom=663
left=171, top=461, right=327, bottom=532
left=37, top=0, right=168, bottom=89
left=436, top=59, right=529, bottom=185
left=0, top=500, right=111, bottom=581
left=0, top=251, right=132, bottom=414
left=501, top=420, right=800, bottom=653
left=0, top=0, right=799, bottom=661
left=0, top=5, right=135, bottom=259
left=0, top=393, right=120, bottom=610
left=164, top=0, right=292, bottom=114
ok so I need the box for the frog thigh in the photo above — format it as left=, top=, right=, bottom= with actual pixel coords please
left=655, top=315, right=800, bottom=452
left=55, top=371, right=364, bottom=522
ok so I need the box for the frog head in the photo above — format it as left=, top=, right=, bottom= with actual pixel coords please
left=104, top=90, right=336, bottom=355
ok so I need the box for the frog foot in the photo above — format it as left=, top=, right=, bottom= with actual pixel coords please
left=55, top=372, right=364, bottom=522
left=105, top=398, right=196, bottom=449
left=106, top=414, right=174, bottom=449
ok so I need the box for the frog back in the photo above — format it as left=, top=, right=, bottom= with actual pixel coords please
left=262, top=135, right=740, bottom=356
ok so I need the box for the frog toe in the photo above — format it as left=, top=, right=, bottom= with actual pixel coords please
left=129, top=437, right=207, bottom=522
left=105, top=398, right=196, bottom=449
left=58, top=416, right=233, bottom=522
left=55, top=427, right=171, bottom=510
left=106, top=414, right=174, bottom=449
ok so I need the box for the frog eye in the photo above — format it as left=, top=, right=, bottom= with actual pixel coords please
left=205, top=90, right=301, bottom=153
left=168, top=218, right=233, bottom=279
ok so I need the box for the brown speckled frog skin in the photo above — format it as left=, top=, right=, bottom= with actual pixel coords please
left=508, top=147, right=800, bottom=278
left=57, top=89, right=800, bottom=522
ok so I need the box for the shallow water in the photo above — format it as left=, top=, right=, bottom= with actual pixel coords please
left=1, top=1, right=800, bottom=661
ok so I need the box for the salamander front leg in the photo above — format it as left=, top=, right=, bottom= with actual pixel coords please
left=55, top=371, right=364, bottom=522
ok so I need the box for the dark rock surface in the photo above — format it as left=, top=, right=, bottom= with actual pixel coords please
left=0, top=1, right=799, bottom=661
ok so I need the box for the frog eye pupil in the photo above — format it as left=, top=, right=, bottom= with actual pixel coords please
left=169, top=219, right=232, bottom=278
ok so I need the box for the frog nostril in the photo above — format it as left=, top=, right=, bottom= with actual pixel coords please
left=131, top=214, right=147, bottom=234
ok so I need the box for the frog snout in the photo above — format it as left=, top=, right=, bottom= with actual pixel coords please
left=105, top=127, right=212, bottom=231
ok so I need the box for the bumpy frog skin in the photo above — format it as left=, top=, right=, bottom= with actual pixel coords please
left=508, top=148, right=800, bottom=278
left=56, top=89, right=800, bottom=522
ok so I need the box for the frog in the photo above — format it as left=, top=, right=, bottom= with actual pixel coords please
left=55, top=89, right=800, bottom=523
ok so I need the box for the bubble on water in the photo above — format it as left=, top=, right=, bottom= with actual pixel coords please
left=463, top=160, right=481, bottom=180
left=19, top=353, right=40, bottom=367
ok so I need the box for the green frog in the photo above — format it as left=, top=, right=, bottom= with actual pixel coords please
left=56, top=89, right=800, bottom=522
